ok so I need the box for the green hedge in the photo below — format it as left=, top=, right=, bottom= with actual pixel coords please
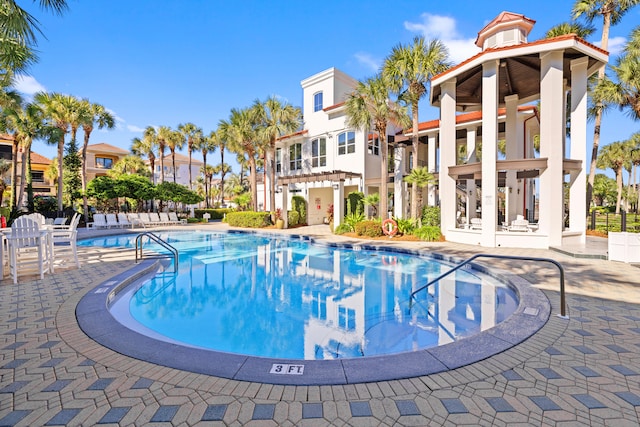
left=354, top=220, right=383, bottom=237
left=288, top=210, right=300, bottom=226
left=226, top=211, right=271, bottom=228
left=194, top=208, right=233, bottom=220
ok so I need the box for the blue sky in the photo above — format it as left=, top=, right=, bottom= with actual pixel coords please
left=14, top=0, right=640, bottom=179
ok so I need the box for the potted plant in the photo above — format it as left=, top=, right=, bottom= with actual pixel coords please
left=327, top=204, right=334, bottom=232
left=275, top=208, right=285, bottom=229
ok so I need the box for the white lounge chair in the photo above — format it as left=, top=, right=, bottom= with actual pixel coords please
left=88, top=214, right=109, bottom=229
left=7, top=216, right=52, bottom=284
left=53, top=217, right=67, bottom=226
left=117, top=213, right=133, bottom=229
left=159, top=212, right=172, bottom=225
left=105, top=214, right=120, bottom=228
left=51, top=212, right=80, bottom=269
left=168, top=212, right=187, bottom=225
left=148, top=212, right=164, bottom=226
left=138, top=212, right=153, bottom=227
left=128, top=213, right=145, bottom=228
left=508, top=218, right=532, bottom=232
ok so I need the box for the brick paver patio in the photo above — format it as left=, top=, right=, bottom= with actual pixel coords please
left=1, top=223, right=639, bottom=426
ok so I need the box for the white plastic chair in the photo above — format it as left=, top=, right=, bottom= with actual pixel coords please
left=105, top=214, right=120, bottom=228
left=117, top=213, right=133, bottom=229
left=7, top=216, right=51, bottom=284
left=138, top=212, right=153, bottom=227
left=127, top=213, right=145, bottom=228
left=168, top=212, right=187, bottom=225
left=51, top=213, right=80, bottom=269
left=53, top=217, right=67, bottom=226
left=88, top=214, right=109, bottom=229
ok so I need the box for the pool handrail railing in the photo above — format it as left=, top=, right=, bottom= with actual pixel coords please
left=409, top=254, right=567, bottom=318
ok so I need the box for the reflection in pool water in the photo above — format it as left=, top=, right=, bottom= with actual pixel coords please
left=83, top=231, right=518, bottom=360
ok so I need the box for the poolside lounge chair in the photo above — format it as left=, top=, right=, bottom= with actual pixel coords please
left=508, top=218, right=533, bottom=232
left=88, top=214, right=109, bottom=229
left=148, top=212, right=164, bottom=226
left=138, top=212, right=153, bottom=227
left=128, top=213, right=145, bottom=228
left=168, top=212, right=187, bottom=225
left=105, top=214, right=121, bottom=228
left=117, top=213, right=133, bottom=229
left=159, top=212, right=172, bottom=225
left=7, top=216, right=51, bottom=284
left=51, top=212, right=80, bottom=269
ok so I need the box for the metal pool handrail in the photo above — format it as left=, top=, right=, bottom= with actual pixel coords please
left=135, top=232, right=179, bottom=274
left=409, top=254, right=567, bottom=318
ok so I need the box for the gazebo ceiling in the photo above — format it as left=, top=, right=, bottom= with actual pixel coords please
left=431, top=36, right=608, bottom=110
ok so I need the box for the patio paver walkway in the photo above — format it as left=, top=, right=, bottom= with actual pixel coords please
left=1, top=223, right=639, bottom=426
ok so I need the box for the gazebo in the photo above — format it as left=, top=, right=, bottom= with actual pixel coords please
left=431, top=11, right=608, bottom=249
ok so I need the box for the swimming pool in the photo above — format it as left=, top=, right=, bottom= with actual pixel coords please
left=80, top=230, right=518, bottom=360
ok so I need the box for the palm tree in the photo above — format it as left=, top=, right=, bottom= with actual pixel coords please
left=79, top=100, right=115, bottom=221
left=0, top=0, right=68, bottom=71
left=177, top=122, right=202, bottom=189
left=200, top=164, right=216, bottom=207
left=403, top=166, right=435, bottom=223
left=208, top=129, right=227, bottom=206
left=252, top=96, right=302, bottom=215
left=222, top=108, right=260, bottom=211
left=345, top=73, right=410, bottom=219
left=545, top=22, right=596, bottom=38
left=383, top=36, right=450, bottom=220
left=131, top=126, right=157, bottom=182
left=573, top=0, right=640, bottom=209
left=34, top=92, right=76, bottom=213
left=597, top=140, right=628, bottom=213
left=197, top=130, right=217, bottom=208
left=156, top=126, right=172, bottom=183
left=166, top=128, right=185, bottom=183
left=0, top=159, right=11, bottom=206
left=109, top=155, right=150, bottom=177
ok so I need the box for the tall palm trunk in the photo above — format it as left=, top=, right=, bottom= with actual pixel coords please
left=202, top=150, right=209, bottom=208
left=269, top=145, right=276, bottom=214
left=56, top=132, right=64, bottom=213
left=219, top=146, right=225, bottom=205
left=410, top=100, right=419, bottom=220
left=171, top=149, right=177, bottom=183
left=249, top=156, right=258, bottom=211
left=188, top=140, right=193, bottom=189
left=380, top=131, right=388, bottom=219
left=81, top=129, right=92, bottom=222
left=10, top=138, right=20, bottom=209
left=587, top=12, right=612, bottom=212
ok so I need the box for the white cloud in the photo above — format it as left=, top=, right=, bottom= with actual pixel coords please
left=597, top=36, right=626, bottom=56
left=404, top=13, right=480, bottom=64
left=13, top=74, right=47, bottom=95
left=354, top=52, right=381, bottom=72
left=127, top=125, right=146, bottom=133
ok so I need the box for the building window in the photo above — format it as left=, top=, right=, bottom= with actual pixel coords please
left=32, top=171, right=45, bottom=183
left=311, top=138, right=326, bottom=167
left=338, top=306, right=356, bottom=331
left=313, top=92, right=323, bottom=112
left=337, top=131, right=355, bottom=155
left=289, top=143, right=302, bottom=171
left=276, top=148, right=282, bottom=173
left=368, top=135, right=380, bottom=155
left=95, top=157, right=113, bottom=169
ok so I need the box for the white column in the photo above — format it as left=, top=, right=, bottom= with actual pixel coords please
left=481, top=60, right=499, bottom=247
left=427, top=134, right=437, bottom=207
left=394, top=145, right=406, bottom=218
left=539, top=50, right=565, bottom=246
left=569, top=57, right=589, bottom=243
left=333, top=181, right=344, bottom=228
left=439, top=79, right=457, bottom=233
left=466, top=127, right=477, bottom=223
left=505, top=94, right=519, bottom=224
left=281, top=185, right=289, bottom=228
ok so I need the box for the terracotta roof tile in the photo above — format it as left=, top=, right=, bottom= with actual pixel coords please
left=30, top=151, right=51, bottom=165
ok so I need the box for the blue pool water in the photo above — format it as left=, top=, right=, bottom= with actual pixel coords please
left=80, top=231, right=518, bottom=360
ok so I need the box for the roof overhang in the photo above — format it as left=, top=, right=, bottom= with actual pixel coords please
left=278, top=170, right=361, bottom=185
left=431, top=35, right=608, bottom=110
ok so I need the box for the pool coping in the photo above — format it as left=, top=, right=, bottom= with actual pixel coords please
left=76, top=230, right=551, bottom=386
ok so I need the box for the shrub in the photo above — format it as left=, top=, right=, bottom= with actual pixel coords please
left=412, top=225, right=442, bottom=242
left=194, top=208, right=233, bottom=220
left=334, top=223, right=351, bottom=235
left=291, top=196, right=307, bottom=225
left=395, top=218, right=414, bottom=236
left=421, top=206, right=441, bottom=227
left=344, top=211, right=364, bottom=231
left=354, top=220, right=383, bottom=237
left=225, top=211, right=270, bottom=228
left=288, top=210, right=300, bottom=226
left=346, top=191, right=364, bottom=216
